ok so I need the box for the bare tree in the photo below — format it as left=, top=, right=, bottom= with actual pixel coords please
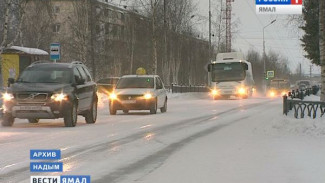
left=320, top=0, right=325, bottom=101
left=0, top=0, right=26, bottom=54
left=21, top=0, right=53, bottom=49
left=68, top=0, right=91, bottom=63
left=0, top=0, right=27, bottom=53
left=134, top=0, right=162, bottom=74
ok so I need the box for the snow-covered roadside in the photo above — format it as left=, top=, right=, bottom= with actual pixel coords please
left=136, top=99, right=325, bottom=183
left=270, top=94, right=325, bottom=137
left=268, top=115, right=325, bottom=137
left=303, top=95, right=321, bottom=101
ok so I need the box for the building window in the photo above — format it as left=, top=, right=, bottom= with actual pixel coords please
left=105, top=23, right=110, bottom=35
left=96, top=7, right=101, bottom=15
left=95, top=24, right=101, bottom=35
left=52, top=24, right=60, bottom=33
left=111, top=24, right=118, bottom=38
left=104, top=9, right=109, bottom=17
left=53, top=6, right=60, bottom=14
left=120, top=13, right=125, bottom=22
left=120, top=26, right=125, bottom=40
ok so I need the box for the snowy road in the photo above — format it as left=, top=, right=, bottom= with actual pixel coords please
left=1, top=93, right=325, bottom=183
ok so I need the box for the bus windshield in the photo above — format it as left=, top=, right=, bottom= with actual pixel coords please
left=270, top=80, right=290, bottom=89
left=211, top=62, right=246, bottom=82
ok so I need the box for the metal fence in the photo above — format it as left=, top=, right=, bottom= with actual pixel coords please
left=170, top=85, right=209, bottom=93
left=283, top=95, right=325, bottom=119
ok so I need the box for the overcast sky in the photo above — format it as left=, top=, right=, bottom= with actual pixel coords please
left=195, top=0, right=321, bottom=75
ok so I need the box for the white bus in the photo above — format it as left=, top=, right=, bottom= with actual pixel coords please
left=208, top=52, right=255, bottom=99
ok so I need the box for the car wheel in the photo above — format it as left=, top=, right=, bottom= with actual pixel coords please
left=28, top=119, right=39, bottom=123
left=160, top=98, right=167, bottom=113
left=1, top=113, right=14, bottom=127
left=64, top=102, right=77, bottom=127
left=109, top=103, right=117, bottom=115
left=85, top=99, right=97, bottom=124
left=150, top=98, right=157, bottom=114
left=123, top=110, right=129, bottom=114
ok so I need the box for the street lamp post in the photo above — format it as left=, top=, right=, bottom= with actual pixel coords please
left=263, top=19, right=276, bottom=94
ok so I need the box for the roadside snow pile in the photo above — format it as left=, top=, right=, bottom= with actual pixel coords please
left=270, top=115, right=325, bottom=137
left=256, top=98, right=325, bottom=138
left=304, top=95, right=320, bottom=101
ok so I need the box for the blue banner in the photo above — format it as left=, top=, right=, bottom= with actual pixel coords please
left=256, top=0, right=291, bottom=5
left=30, top=149, right=61, bottom=160
left=30, top=162, right=63, bottom=172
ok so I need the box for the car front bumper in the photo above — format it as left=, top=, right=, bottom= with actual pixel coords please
left=110, top=99, right=155, bottom=110
left=4, top=100, right=73, bottom=119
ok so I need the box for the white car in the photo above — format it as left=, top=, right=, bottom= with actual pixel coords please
left=109, top=75, right=168, bottom=115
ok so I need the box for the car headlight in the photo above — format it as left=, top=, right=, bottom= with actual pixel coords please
left=144, top=93, right=153, bottom=99
left=2, top=92, right=14, bottom=101
left=211, top=89, right=219, bottom=96
left=237, top=87, right=246, bottom=95
left=110, top=93, right=117, bottom=100
left=269, top=91, right=276, bottom=97
left=51, top=93, right=68, bottom=102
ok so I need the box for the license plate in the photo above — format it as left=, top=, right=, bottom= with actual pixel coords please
left=121, top=100, right=136, bottom=104
left=19, top=106, right=42, bottom=110
left=223, top=91, right=232, bottom=94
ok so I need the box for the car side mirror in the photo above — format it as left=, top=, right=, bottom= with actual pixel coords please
left=8, top=78, right=15, bottom=87
left=75, top=76, right=85, bottom=85
left=243, top=63, right=248, bottom=70
left=207, top=64, right=212, bottom=72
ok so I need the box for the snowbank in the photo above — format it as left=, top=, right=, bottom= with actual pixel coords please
left=270, top=115, right=325, bottom=137
left=258, top=103, right=325, bottom=138
left=167, top=92, right=210, bottom=100
left=303, top=95, right=321, bottom=101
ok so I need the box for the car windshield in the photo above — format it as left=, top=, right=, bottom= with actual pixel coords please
left=211, top=62, right=246, bottom=82
left=297, top=81, right=311, bottom=86
left=116, top=77, right=154, bottom=89
left=97, top=78, right=119, bottom=84
left=17, top=67, right=72, bottom=84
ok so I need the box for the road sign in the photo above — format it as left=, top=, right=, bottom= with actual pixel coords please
left=267, top=71, right=275, bottom=78
left=50, top=43, right=60, bottom=61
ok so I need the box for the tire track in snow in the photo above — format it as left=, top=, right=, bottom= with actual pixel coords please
left=0, top=100, right=272, bottom=182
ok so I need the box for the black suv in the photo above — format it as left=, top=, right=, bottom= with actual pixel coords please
left=2, top=61, right=98, bottom=127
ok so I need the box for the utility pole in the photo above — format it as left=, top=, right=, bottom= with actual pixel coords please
left=262, top=19, right=276, bottom=94
left=225, top=0, right=233, bottom=52
left=163, top=0, right=168, bottom=84
left=299, top=63, right=302, bottom=79
left=217, top=0, right=223, bottom=53
left=310, top=65, right=312, bottom=78
left=209, top=0, right=212, bottom=60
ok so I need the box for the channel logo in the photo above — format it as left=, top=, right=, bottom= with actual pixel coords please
left=31, top=176, right=91, bottom=183
left=256, top=0, right=303, bottom=14
left=30, top=150, right=91, bottom=183
left=256, top=0, right=302, bottom=5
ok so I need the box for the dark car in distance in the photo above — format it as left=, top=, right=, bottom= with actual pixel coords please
left=96, top=77, right=120, bottom=94
left=2, top=61, right=98, bottom=127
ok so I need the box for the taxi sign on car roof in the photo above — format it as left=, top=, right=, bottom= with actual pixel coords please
left=136, top=67, right=146, bottom=75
